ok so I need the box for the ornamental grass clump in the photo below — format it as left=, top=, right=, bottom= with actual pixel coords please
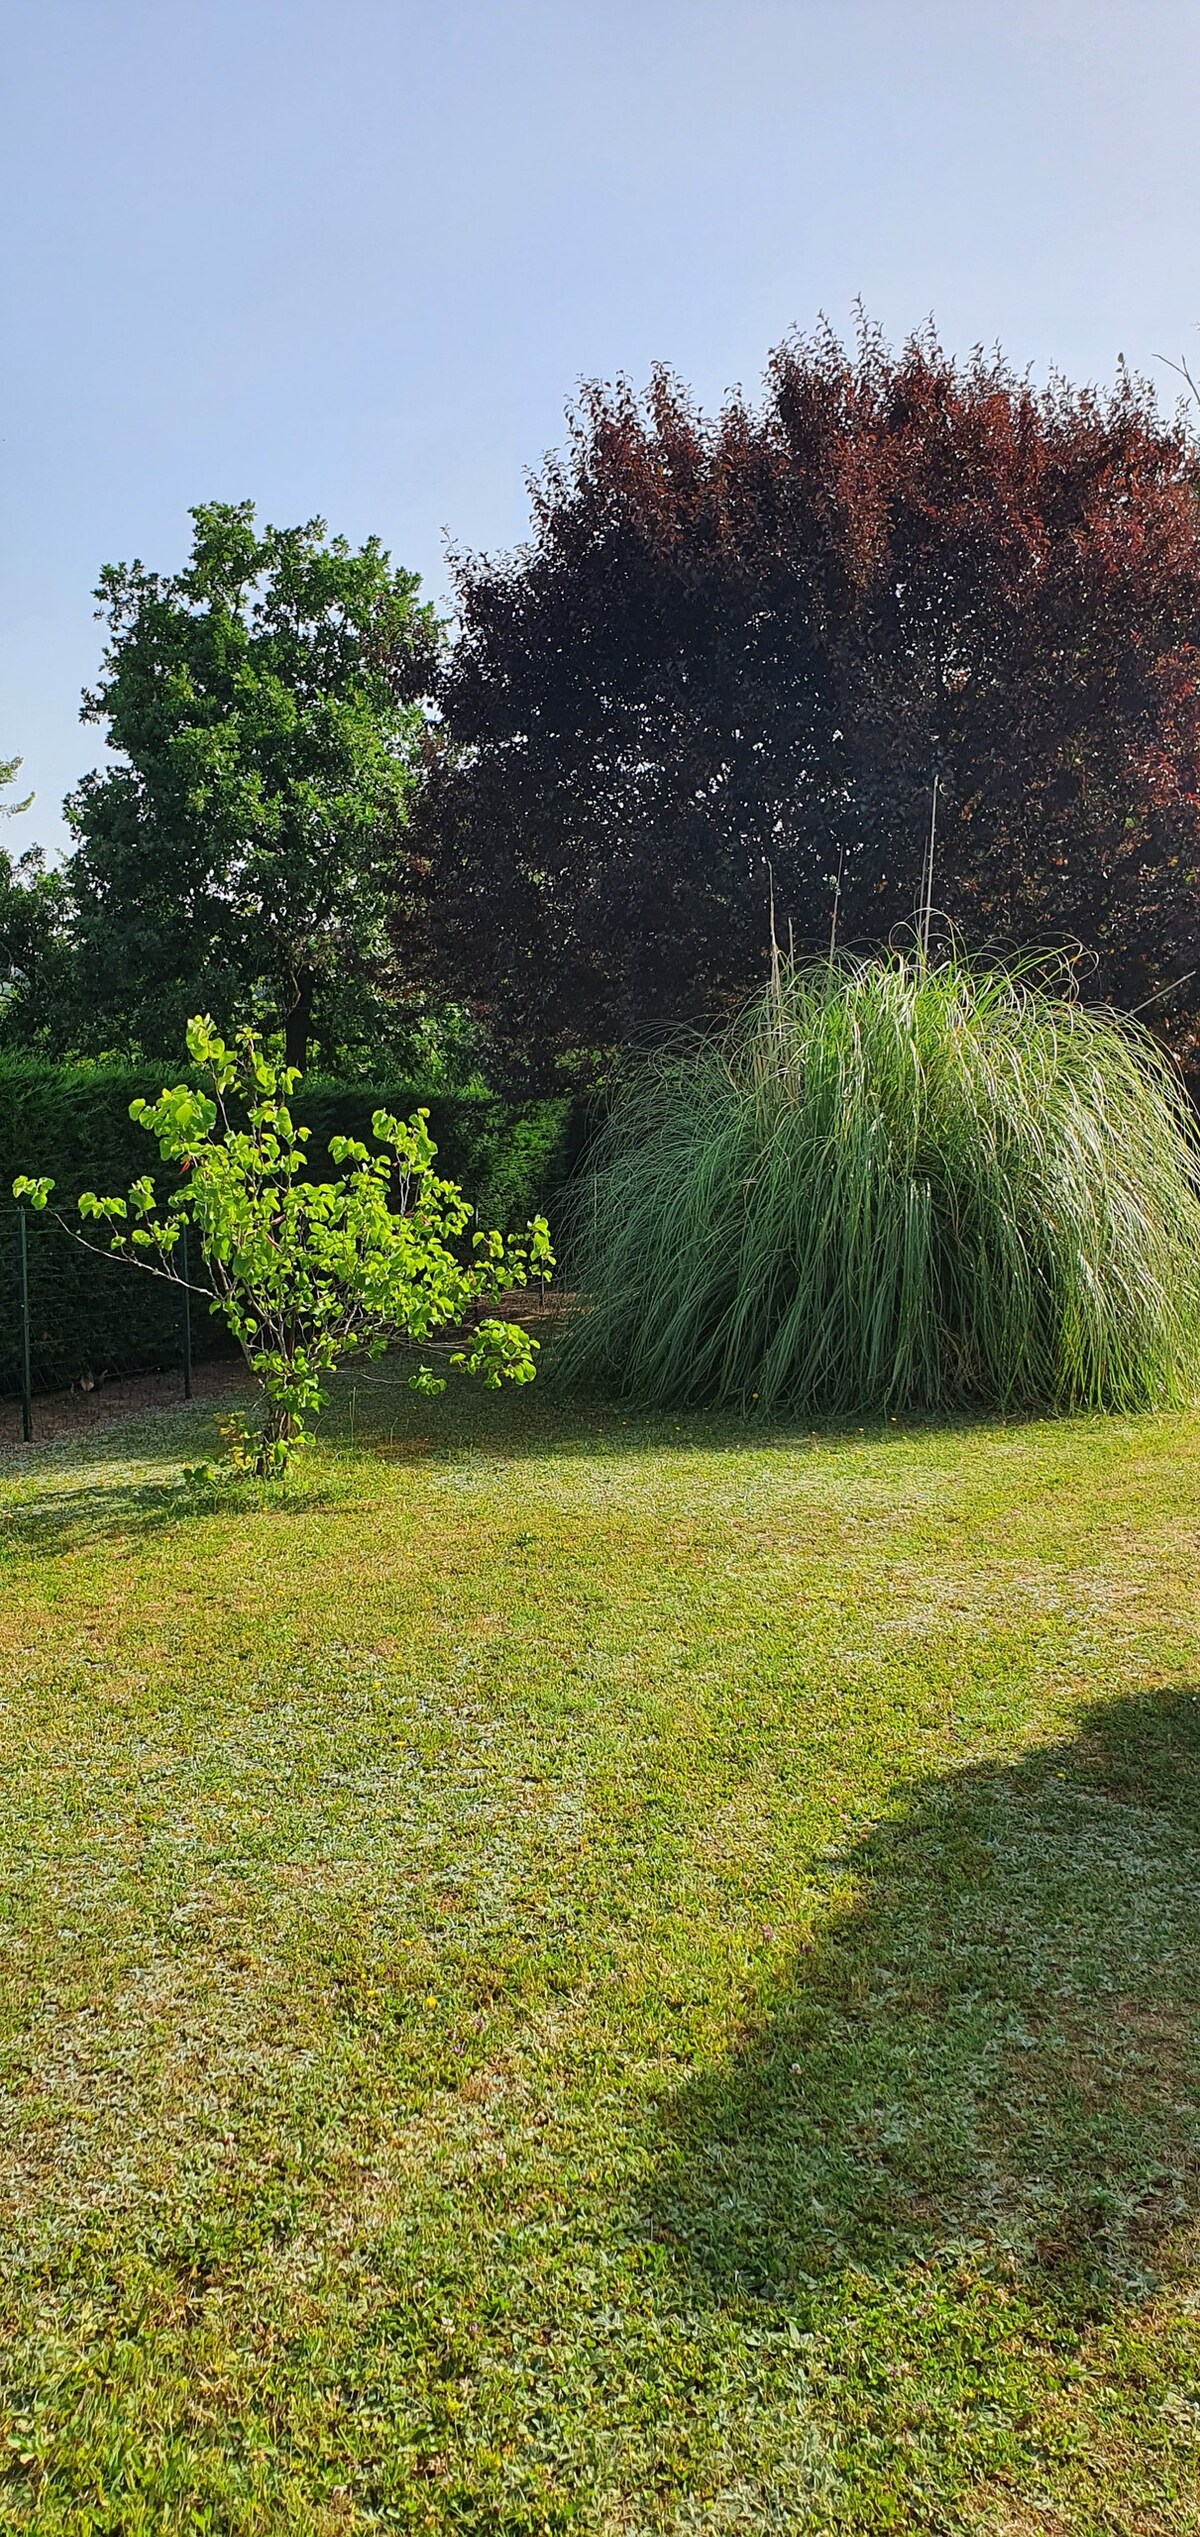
left=558, top=953, right=1200, bottom=1417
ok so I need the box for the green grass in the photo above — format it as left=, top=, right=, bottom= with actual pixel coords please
left=558, top=953, right=1200, bottom=1417
left=2, top=1373, right=1200, bottom=2531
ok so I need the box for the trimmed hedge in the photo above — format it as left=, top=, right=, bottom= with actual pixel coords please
left=0, top=1055, right=571, bottom=1397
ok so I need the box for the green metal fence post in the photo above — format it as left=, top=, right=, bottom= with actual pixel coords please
left=18, top=1210, right=33, bottom=1444
left=180, top=1223, right=193, bottom=1401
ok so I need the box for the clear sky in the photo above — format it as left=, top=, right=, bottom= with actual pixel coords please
left=4, top=0, right=1200, bottom=861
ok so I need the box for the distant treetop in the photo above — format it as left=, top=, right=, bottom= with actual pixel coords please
left=424, top=320, right=1200, bottom=1075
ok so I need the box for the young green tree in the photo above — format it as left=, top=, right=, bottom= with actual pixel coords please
left=67, top=503, right=441, bottom=1066
left=15, top=1016, right=553, bottom=1477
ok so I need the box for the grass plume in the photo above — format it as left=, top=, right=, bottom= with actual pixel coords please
left=557, top=951, right=1200, bottom=1416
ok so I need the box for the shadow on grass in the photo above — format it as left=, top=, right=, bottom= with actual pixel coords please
left=320, top=1354, right=1023, bottom=1468
left=3, top=1339, right=1086, bottom=1501
left=652, top=1688, right=1200, bottom=2322
left=0, top=1470, right=338, bottom=1556
left=0, top=1353, right=1153, bottom=1558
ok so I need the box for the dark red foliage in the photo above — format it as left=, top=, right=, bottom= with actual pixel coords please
left=423, top=322, right=1200, bottom=1073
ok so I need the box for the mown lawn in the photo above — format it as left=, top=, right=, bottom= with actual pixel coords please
left=1, top=1376, right=1200, bottom=2533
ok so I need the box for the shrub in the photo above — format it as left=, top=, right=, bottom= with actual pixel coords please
left=16, top=1019, right=553, bottom=1475
left=556, top=953, right=1200, bottom=1417
left=0, top=1053, right=570, bottom=1397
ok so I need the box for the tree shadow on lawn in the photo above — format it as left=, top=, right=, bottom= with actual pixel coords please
left=652, top=1687, right=1200, bottom=2326
left=0, top=1359, right=1151, bottom=1558
left=0, top=1468, right=337, bottom=1559
left=321, top=1355, right=1019, bottom=1468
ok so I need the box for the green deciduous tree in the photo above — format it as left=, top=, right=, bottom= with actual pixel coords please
left=0, top=755, right=74, bottom=1049
left=67, top=503, right=441, bottom=1066
left=16, top=1016, right=553, bottom=1476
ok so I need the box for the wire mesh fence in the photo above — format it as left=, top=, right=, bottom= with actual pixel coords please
left=0, top=1205, right=222, bottom=1440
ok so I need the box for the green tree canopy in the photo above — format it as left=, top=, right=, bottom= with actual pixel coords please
left=67, top=503, right=441, bottom=1066
left=0, top=755, right=73, bottom=1049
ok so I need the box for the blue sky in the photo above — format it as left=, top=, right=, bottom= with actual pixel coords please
left=4, top=0, right=1199, bottom=860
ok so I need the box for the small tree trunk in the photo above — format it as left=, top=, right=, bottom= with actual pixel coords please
left=285, top=973, right=314, bottom=1074
left=254, top=1399, right=297, bottom=1480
